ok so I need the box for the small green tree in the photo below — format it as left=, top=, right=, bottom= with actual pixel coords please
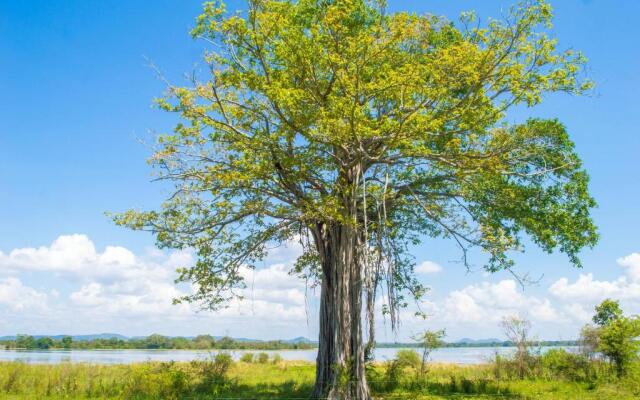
left=35, top=337, right=54, bottom=350
left=15, top=335, right=36, bottom=350
left=592, top=299, right=640, bottom=377
left=61, top=336, right=73, bottom=349
left=413, top=329, right=446, bottom=377
left=216, top=336, right=235, bottom=349
left=145, top=334, right=171, bottom=349
left=593, top=298, right=623, bottom=327
left=500, top=315, right=533, bottom=378
left=194, top=334, right=216, bottom=349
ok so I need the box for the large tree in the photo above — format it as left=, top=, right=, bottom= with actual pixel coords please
left=115, top=0, right=597, bottom=398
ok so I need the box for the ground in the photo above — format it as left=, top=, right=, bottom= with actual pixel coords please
left=0, top=360, right=637, bottom=399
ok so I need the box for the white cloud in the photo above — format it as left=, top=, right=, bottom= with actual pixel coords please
left=416, top=261, right=442, bottom=274
left=4, top=234, right=640, bottom=340
left=65, top=260, right=309, bottom=321
left=443, top=290, right=485, bottom=322
left=529, top=298, right=562, bottom=322
left=69, top=280, right=193, bottom=318
left=0, top=277, right=48, bottom=312
left=0, top=234, right=311, bottom=325
left=617, top=253, right=640, bottom=282
left=550, top=274, right=622, bottom=301
left=548, top=273, right=640, bottom=303
left=545, top=252, right=640, bottom=325
left=562, top=303, right=592, bottom=323
left=441, top=280, right=563, bottom=323
left=0, top=234, right=181, bottom=283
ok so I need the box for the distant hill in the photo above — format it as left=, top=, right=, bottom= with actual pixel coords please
left=284, top=337, right=317, bottom=344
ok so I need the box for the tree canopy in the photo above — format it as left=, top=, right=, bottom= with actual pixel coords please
left=590, top=299, right=640, bottom=377
left=115, top=1, right=597, bottom=397
left=116, top=0, right=596, bottom=318
left=593, top=298, right=623, bottom=327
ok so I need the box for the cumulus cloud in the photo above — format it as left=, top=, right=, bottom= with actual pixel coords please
left=0, top=234, right=183, bottom=283
left=0, top=234, right=310, bottom=325
left=549, top=254, right=640, bottom=305
left=3, top=234, right=640, bottom=340
left=617, top=253, right=640, bottom=282
left=416, top=261, right=443, bottom=274
left=548, top=274, right=631, bottom=302
left=0, top=277, right=49, bottom=312
left=69, top=280, right=193, bottom=318
left=440, top=280, right=563, bottom=323
left=547, top=253, right=640, bottom=321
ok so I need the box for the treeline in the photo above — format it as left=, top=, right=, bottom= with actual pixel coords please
left=377, top=340, right=578, bottom=349
left=2, top=334, right=579, bottom=351
left=1, top=334, right=315, bottom=351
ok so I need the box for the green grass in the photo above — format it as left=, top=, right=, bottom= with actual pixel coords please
left=0, top=360, right=638, bottom=399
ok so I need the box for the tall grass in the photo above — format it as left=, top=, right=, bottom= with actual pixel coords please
left=370, top=347, right=640, bottom=399
left=0, top=354, right=638, bottom=399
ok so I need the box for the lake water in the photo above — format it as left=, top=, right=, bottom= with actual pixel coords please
left=0, top=346, right=576, bottom=365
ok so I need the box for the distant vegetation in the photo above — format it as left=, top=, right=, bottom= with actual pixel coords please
left=0, top=335, right=315, bottom=351
left=0, top=333, right=580, bottom=351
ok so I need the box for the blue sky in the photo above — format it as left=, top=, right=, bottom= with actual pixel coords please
left=1, top=0, right=639, bottom=341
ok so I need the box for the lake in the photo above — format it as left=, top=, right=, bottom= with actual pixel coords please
left=0, top=346, right=577, bottom=365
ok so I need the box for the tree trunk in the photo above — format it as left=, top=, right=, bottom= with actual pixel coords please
left=310, top=223, right=371, bottom=400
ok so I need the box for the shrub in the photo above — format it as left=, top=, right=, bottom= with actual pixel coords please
left=394, top=349, right=421, bottom=369
left=240, top=353, right=254, bottom=363
left=380, top=350, right=421, bottom=391
left=123, top=362, right=188, bottom=400
left=491, top=351, right=541, bottom=380
left=256, top=352, right=269, bottom=364
left=194, top=352, right=234, bottom=393
left=271, top=354, right=283, bottom=364
left=541, top=349, right=591, bottom=381
left=500, top=315, right=534, bottom=379
left=383, top=359, right=404, bottom=391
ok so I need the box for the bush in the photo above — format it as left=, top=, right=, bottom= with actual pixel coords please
left=194, top=352, right=234, bottom=393
left=491, top=351, right=541, bottom=380
left=394, top=349, right=421, bottom=369
left=383, top=359, right=404, bottom=391
left=271, top=354, right=283, bottom=364
left=123, top=362, right=188, bottom=400
left=240, top=353, right=254, bottom=363
left=256, top=352, right=269, bottom=364
left=378, top=350, right=421, bottom=391
left=541, top=349, right=591, bottom=381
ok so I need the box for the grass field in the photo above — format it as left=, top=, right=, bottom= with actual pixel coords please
left=0, top=358, right=637, bottom=399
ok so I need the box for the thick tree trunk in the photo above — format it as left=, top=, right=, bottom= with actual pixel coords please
left=310, top=223, right=371, bottom=400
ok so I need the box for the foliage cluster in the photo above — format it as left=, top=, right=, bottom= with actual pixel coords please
left=583, top=299, right=640, bottom=377
left=239, top=352, right=283, bottom=364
